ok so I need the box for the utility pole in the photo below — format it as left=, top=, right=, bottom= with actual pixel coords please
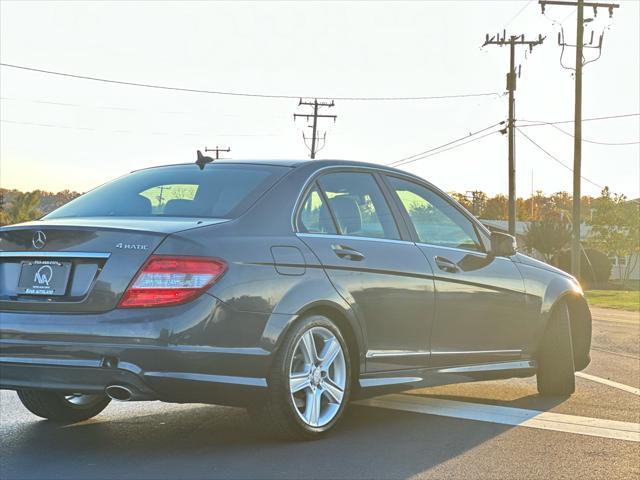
left=539, top=0, right=620, bottom=279
left=531, top=170, right=535, bottom=219
left=466, top=190, right=485, bottom=217
left=293, top=99, right=337, bottom=159
left=483, top=32, right=545, bottom=236
left=205, top=146, right=231, bottom=160
left=157, top=185, right=172, bottom=207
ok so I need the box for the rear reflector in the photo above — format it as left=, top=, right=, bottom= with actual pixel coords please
left=118, top=255, right=226, bottom=308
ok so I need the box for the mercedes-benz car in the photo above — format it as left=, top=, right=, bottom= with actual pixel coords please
left=0, top=157, right=591, bottom=439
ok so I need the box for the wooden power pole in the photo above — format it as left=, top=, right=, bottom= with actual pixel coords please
left=539, top=0, right=620, bottom=278
left=483, top=32, right=545, bottom=236
left=294, top=99, right=337, bottom=159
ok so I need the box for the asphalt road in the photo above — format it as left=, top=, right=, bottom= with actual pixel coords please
left=1, top=307, right=638, bottom=480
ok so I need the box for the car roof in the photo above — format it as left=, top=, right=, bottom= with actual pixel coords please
left=135, top=158, right=414, bottom=175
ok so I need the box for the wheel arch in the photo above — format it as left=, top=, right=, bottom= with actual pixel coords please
left=542, top=284, right=592, bottom=372
left=295, top=303, right=364, bottom=381
left=263, top=298, right=365, bottom=387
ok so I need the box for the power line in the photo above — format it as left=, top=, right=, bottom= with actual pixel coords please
left=391, top=129, right=503, bottom=168
left=389, top=121, right=506, bottom=166
left=0, top=95, right=239, bottom=117
left=0, top=119, right=281, bottom=137
left=0, top=63, right=500, bottom=102
left=546, top=123, right=639, bottom=145
left=517, top=115, right=640, bottom=145
left=503, top=0, right=535, bottom=29
left=518, top=112, right=640, bottom=126
left=516, top=127, right=604, bottom=189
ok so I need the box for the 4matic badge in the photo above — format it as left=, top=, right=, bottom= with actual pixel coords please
left=115, top=243, right=149, bottom=250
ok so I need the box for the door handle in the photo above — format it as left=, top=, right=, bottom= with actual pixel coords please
left=331, top=244, right=365, bottom=261
left=435, top=256, right=459, bottom=273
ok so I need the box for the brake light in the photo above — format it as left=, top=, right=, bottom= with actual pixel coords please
left=118, top=255, right=226, bottom=308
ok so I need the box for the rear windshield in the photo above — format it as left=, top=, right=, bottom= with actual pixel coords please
left=46, top=163, right=289, bottom=219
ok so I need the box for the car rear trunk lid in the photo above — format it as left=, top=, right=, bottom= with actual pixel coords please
left=0, top=217, right=227, bottom=313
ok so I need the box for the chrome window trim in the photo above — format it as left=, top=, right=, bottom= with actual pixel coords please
left=290, top=164, right=495, bottom=248
left=366, top=349, right=431, bottom=358
left=383, top=174, right=490, bottom=252
left=291, top=165, right=429, bottom=235
left=0, top=251, right=111, bottom=259
left=297, top=232, right=414, bottom=246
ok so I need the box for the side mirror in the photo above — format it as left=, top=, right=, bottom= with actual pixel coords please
left=489, top=231, right=517, bottom=257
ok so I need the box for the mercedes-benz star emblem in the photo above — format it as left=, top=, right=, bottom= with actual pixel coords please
left=32, top=231, right=47, bottom=249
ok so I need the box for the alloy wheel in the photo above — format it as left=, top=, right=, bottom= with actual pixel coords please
left=289, top=326, right=347, bottom=428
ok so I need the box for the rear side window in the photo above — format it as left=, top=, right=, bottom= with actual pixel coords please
left=317, top=172, right=400, bottom=240
left=46, top=164, right=288, bottom=219
left=297, top=185, right=338, bottom=234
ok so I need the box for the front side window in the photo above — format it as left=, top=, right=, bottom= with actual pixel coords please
left=297, top=185, right=337, bottom=234
left=387, top=176, right=484, bottom=252
left=46, top=164, right=288, bottom=219
left=317, top=172, right=400, bottom=240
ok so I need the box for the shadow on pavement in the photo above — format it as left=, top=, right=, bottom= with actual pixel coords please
left=0, top=391, right=572, bottom=480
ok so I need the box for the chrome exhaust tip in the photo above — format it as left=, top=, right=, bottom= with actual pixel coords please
left=105, top=385, right=133, bottom=401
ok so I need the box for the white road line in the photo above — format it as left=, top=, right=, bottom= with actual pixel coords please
left=355, top=394, right=640, bottom=443
left=576, top=371, right=640, bottom=396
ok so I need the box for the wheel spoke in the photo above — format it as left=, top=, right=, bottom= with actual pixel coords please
left=322, top=378, right=344, bottom=405
left=290, top=371, right=311, bottom=394
left=300, top=331, right=319, bottom=364
left=320, top=338, right=341, bottom=370
left=291, top=326, right=348, bottom=428
left=304, top=389, right=323, bottom=426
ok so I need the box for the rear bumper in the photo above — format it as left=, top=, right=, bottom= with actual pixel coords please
left=0, top=343, right=270, bottom=406
left=0, top=295, right=276, bottom=406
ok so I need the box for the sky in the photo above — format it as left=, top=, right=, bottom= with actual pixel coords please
left=1, top=0, right=639, bottom=199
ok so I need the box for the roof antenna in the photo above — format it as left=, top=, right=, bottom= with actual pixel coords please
left=196, top=150, right=214, bottom=170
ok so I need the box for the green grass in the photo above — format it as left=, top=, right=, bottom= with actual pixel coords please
left=585, top=290, right=640, bottom=312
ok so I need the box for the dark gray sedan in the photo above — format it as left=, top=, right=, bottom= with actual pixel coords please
left=0, top=158, right=591, bottom=439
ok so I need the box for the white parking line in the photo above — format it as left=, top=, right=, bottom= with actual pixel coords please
left=575, top=372, right=640, bottom=396
left=355, top=394, right=640, bottom=443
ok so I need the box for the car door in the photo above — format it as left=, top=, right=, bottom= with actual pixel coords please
left=295, top=170, right=436, bottom=372
left=384, top=175, right=529, bottom=367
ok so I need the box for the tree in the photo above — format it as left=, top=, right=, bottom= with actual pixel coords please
left=482, top=194, right=508, bottom=220
left=450, top=193, right=473, bottom=212
left=1, top=191, right=42, bottom=225
left=587, top=187, right=640, bottom=283
left=524, top=212, right=571, bottom=263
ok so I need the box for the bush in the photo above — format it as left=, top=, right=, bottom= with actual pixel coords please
left=524, top=216, right=571, bottom=263
left=553, top=248, right=612, bottom=288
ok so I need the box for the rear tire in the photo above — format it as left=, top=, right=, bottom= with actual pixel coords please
left=248, top=315, right=351, bottom=440
left=17, top=390, right=110, bottom=423
left=536, top=302, right=576, bottom=396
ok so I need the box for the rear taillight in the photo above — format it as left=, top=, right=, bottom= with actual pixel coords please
left=118, top=255, right=226, bottom=308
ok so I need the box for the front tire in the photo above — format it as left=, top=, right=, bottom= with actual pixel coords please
left=536, top=302, right=576, bottom=396
left=17, top=390, right=111, bottom=423
left=249, top=315, right=351, bottom=440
